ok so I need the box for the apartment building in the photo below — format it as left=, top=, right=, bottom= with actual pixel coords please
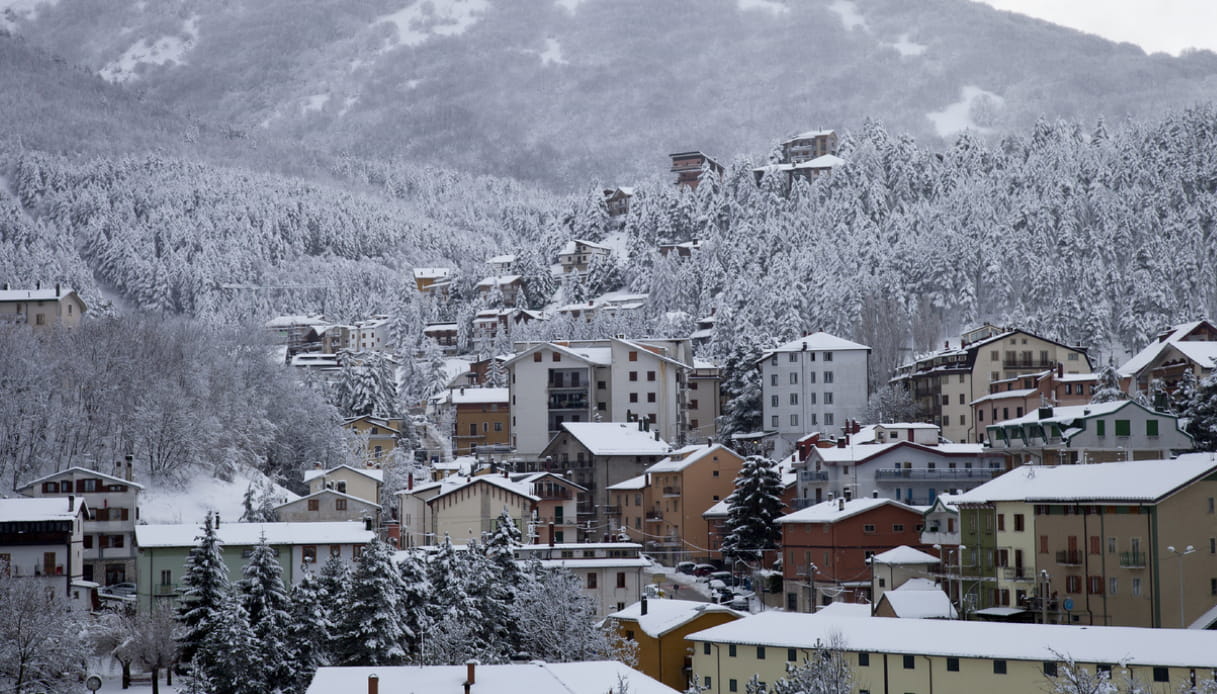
left=687, top=611, right=1217, bottom=694
left=448, top=387, right=510, bottom=455
left=505, top=337, right=693, bottom=456
left=0, top=496, right=88, bottom=597
left=510, top=472, right=584, bottom=545
left=17, top=462, right=142, bottom=586
left=0, top=283, right=87, bottom=329
left=954, top=455, right=1217, bottom=627
left=669, top=151, right=724, bottom=189
left=759, top=332, right=871, bottom=458
left=518, top=541, right=650, bottom=616
left=275, top=489, right=381, bottom=525
left=396, top=474, right=538, bottom=548
left=557, top=239, right=612, bottom=274
left=892, top=324, right=1093, bottom=443
left=686, top=359, right=722, bottom=442
left=303, top=463, right=384, bottom=506
left=340, top=416, right=404, bottom=465
left=412, top=267, right=452, bottom=294
left=986, top=401, right=1193, bottom=466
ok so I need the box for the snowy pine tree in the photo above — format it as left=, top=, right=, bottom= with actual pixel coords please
left=177, top=512, right=230, bottom=666
left=1089, top=365, right=1126, bottom=404
left=721, top=455, right=785, bottom=564
left=1172, top=369, right=1199, bottom=415
left=333, top=538, right=408, bottom=666
left=199, top=593, right=263, bottom=694
left=513, top=565, right=635, bottom=665
left=1185, top=372, right=1217, bottom=451
left=283, top=572, right=333, bottom=694
left=396, top=548, right=432, bottom=657
left=238, top=535, right=292, bottom=690
left=769, top=636, right=854, bottom=694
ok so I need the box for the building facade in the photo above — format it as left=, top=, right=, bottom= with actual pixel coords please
left=0, top=497, right=88, bottom=598
left=0, top=284, right=87, bottom=329
left=986, top=401, right=1193, bottom=466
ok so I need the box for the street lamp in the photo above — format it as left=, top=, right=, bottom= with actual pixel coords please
left=1166, top=545, right=1196, bottom=628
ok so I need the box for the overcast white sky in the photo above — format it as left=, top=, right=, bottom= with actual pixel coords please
left=970, top=0, right=1217, bottom=55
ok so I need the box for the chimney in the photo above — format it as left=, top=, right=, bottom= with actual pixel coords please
left=408, top=473, right=414, bottom=491
left=466, top=660, right=478, bottom=686
left=35, top=280, right=40, bottom=290
left=215, top=513, right=221, bottom=527
left=872, top=490, right=879, bottom=498
left=837, top=498, right=845, bottom=511
left=641, top=595, right=648, bottom=615
left=367, top=675, right=378, bottom=694
left=364, top=517, right=374, bottom=531
left=313, top=462, right=323, bottom=470
left=1057, top=363, right=1064, bottom=378
left=548, top=522, right=555, bottom=547
left=944, top=340, right=949, bottom=349
left=68, top=494, right=75, bottom=511
left=654, top=430, right=659, bottom=441
left=836, top=438, right=846, bottom=449
left=55, top=283, right=60, bottom=297
left=125, top=454, right=134, bottom=481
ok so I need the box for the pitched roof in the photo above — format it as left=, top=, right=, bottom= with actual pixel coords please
left=646, top=443, right=737, bottom=473
left=303, top=464, right=385, bottom=484
left=686, top=611, right=1217, bottom=667
left=449, top=387, right=509, bottom=405
left=793, top=154, right=845, bottom=169
left=18, top=466, right=145, bottom=491
left=760, top=332, right=870, bottom=358
left=607, top=474, right=649, bottom=491
left=134, top=521, right=374, bottom=548
left=776, top=497, right=921, bottom=525
left=402, top=473, right=541, bottom=504
left=0, top=496, right=87, bottom=522
left=1120, top=320, right=1215, bottom=376
left=273, top=488, right=381, bottom=510
left=0, top=287, right=80, bottom=302
left=558, top=422, right=672, bottom=456
left=810, top=441, right=990, bottom=465
left=306, top=662, right=679, bottom=694
left=952, top=454, right=1217, bottom=504
left=609, top=599, right=744, bottom=638
left=784, top=129, right=836, bottom=143
left=412, top=268, right=451, bottom=279
left=871, top=546, right=941, bottom=565
left=879, top=582, right=958, bottom=619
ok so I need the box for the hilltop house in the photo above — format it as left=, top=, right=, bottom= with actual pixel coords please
left=669, top=151, right=723, bottom=189
left=0, top=283, right=87, bottom=329
left=1120, top=320, right=1217, bottom=394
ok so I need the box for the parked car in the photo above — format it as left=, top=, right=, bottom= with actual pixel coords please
left=693, top=563, right=717, bottom=578
left=102, top=582, right=137, bottom=598
left=709, top=571, right=738, bottom=587
left=676, top=561, right=696, bottom=575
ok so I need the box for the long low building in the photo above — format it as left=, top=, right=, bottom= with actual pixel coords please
left=687, top=611, right=1217, bottom=694
left=307, top=661, right=679, bottom=694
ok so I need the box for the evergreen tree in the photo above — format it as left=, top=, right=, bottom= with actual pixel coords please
left=1172, top=369, right=1199, bottom=415
left=396, top=549, right=431, bottom=657
left=769, top=637, right=854, bottom=694
left=1185, top=372, right=1217, bottom=451
left=238, top=535, right=292, bottom=690
left=513, top=565, right=635, bottom=665
left=199, top=593, right=263, bottom=694
left=719, top=338, right=764, bottom=437
left=283, top=572, right=333, bottom=694
left=333, top=538, right=408, bottom=666
left=1089, top=365, right=1126, bottom=404
left=721, top=455, right=785, bottom=564
left=177, top=512, right=230, bottom=665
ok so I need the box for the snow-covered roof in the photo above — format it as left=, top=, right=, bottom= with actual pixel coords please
left=1119, top=320, right=1213, bottom=377
left=607, top=474, right=649, bottom=491
left=1172, top=341, right=1217, bottom=370
left=970, top=388, right=1036, bottom=405
left=265, top=314, right=326, bottom=328
left=504, top=342, right=614, bottom=368
left=645, top=443, right=735, bottom=473
left=702, top=497, right=731, bottom=518
left=422, top=322, right=458, bottom=333
left=810, top=441, right=990, bottom=465
left=559, top=239, right=612, bottom=255
left=815, top=601, right=872, bottom=618
left=450, top=387, right=509, bottom=405
left=303, top=464, right=385, bottom=484
left=693, top=358, right=718, bottom=369
left=793, top=154, right=845, bottom=169
left=401, top=473, right=540, bottom=504
left=776, top=497, right=920, bottom=525
left=871, top=545, right=941, bottom=565
left=989, top=400, right=1138, bottom=429
left=880, top=582, right=958, bottom=619
left=559, top=422, right=672, bottom=456
left=760, top=332, right=870, bottom=359
left=18, top=466, right=145, bottom=491
left=784, top=129, right=836, bottom=143
left=0, top=496, right=86, bottom=522
left=952, top=454, right=1217, bottom=504
left=535, top=558, right=651, bottom=570
left=306, top=662, right=678, bottom=694
left=476, top=274, right=522, bottom=288
left=486, top=254, right=516, bottom=265
left=273, top=488, right=381, bottom=510
left=135, top=521, right=374, bottom=548
left=609, top=599, right=744, bottom=638
left=412, top=268, right=451, bottom=280
left=0, top=287, right=80, bottom=303
left=687, top=611, right=1217, bottom=667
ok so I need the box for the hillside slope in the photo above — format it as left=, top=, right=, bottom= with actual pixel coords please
left=6, top=0, right=1217, bottom=187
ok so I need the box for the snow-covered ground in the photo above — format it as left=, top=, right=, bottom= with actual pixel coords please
left=100, top=14, right=200, bottom=83
left=139, top=467, right=299, bottom=526
left=376, top=0, right=489, bottom=49
left=926, top=85, right=1004, bottom=136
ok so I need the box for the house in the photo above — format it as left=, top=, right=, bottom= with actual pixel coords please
left=751, top=155, right=845, bottom=187
left=396, top=473, right=538, bottom=548
left=274, top=489, right=381, bottom=525
left=555, top=292, right=650, bottom=322
left=686, top=611, right=1217, bottom=694
left=0, top=283, right=87, bottom=329
left=669, top=151, right=724, bottom=189
left=690, top=314, right=716, bottom=345
left=352, top=315, right=391, bottom=352
left=686, top=359, right=721, bottom=442
left=0, top=496, right=89, bottom=599
left=265, top=314, right=327, bottom=354
left=606, top=444, right=746, bottom=563
left=971, top=367, right=1098, bottom=439
left=873, top=577, right=958, bottom=620
left=16, top=460, right=142, bottom=586
left=1120, top=320, right=1217, bottom=395
left=448, top=387, right=510, bottom=455
left=780, top=129, right=839, bottom=164
left=776, top=497, right=929, bottom=611
left=794, top=439, right=1006, bottom=508
left=306, top=661, right=679, bottom=694
left=952, top=455, right=1217, bottom=628
left=517, top=541, right=650, bottom=615
left=558, top=239, right=612, bottom=274
left=135, top=519, right=373, bottom=610
left=412, top=267, right=452, bottom=295
left=603, top=187, right=635, bottom=218
left=471, top=307, right=540, bottom=345
left=985, top=401, right=1193, bottom=466
left=609, top=598, right=744, bottom=691
left=303, top=463, right=384, bottom=507
left=868, top=545, right=945, bottom=610
left=758, top=332, right=871, bottom=458
left=607, top=473, right=650, bottom=545
left=505, top=337, right=694, bottom=456
left=509, top=472, right=585, bottom=544
left=486, top=253, right=516, bottom=273
left=657, top=240, right=703, bottom=258
left=536, top=422, right=673, bottom=537
left=475, top=274, right=524, bottom=306
left=892, top=324, right=1093, bottom=444
left=422, top=322, right=460, bottom=353
left=340, top=416, right=404, bottom=465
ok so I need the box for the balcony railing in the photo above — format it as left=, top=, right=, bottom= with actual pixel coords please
left=1056, top=550, right=1082, bottom=566
left=874, top=468, right=1001, bottom=480
left=602, top=505, right=621, bottom=515
left=1001, top=567, right=1034, bottom=581
left=798, top=470, right=829, bottom=482
left=1120, top=551, right=1147, bottom=568
left=662, top=486, right=681, bottom=497
left=1001, top=360, right=1058, bottom=370
left=645, top=511, right=664, bottom=522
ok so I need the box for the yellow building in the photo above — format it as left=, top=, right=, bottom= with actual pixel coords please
left=687, top=611, right=1217, bottom=694
left=341, top=415, right=404, bottom=464
left=396, top=474, right=536, bottom=548
left=303, top=463, right=384, bottom=507
left=609, top=598, right=743, bottom=691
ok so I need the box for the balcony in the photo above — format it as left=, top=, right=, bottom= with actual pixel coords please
left=1001, top=360, right=1058, bottom=371
left=645, top=511, right=664, bottom=522
left=662, top=486, right=682, bottom=497
left=798, top=470, right=829, bottom=482
left=1120, top=551, right=1147, bottom=568
left=649, top=536, right=682, bottom=548
left=602, top=505, right=622, bottom=515
left=874, top=468, right=1001, bottom=480
left=1001, top=567, right=1034, bottom=582
left=1056, top=550, right=1082, bottom=566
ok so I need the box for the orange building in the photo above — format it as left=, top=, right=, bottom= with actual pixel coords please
left=609, top=598, right=743, bottom=691
left=450, top=388, right=510, bottom=455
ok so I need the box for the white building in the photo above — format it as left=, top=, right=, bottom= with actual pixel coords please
left=307, top=661, right=677, bottom=694
left=0, top=496, right=88, bottom=595
left=517, top=542, right=649, bottom=615
left=759, top=332, right=871, bottom=457
left=505, top=338, right=693, bottom=456
left=353, top=315, right=391, bottom=352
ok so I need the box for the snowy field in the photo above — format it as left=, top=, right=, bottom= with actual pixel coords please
left=139, top=467, right=298, bottom=526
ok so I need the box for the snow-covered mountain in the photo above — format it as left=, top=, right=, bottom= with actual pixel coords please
left=5, top=0, right=1217, bottom=187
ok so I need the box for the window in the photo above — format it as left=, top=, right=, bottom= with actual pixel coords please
left=330, top=545, right=341, bottom=558
left=771, top=395, right=779, bottom=407
left=336, top=499, right=348, bottom=511
left=787, top=648, right=797, bottom=662
left=630, top=393, right=639, bottom=403
left=994, top=660, right=1007, bottom=674
left=1211, top=578, right=1217, bottom=596
left=628, top=351, right=638, bottom=361
left=959, top=393, right=965, bottom=405
left=1147, top=420, right=1159, bottom=437
left=1014, top=514, right=1025, bottom=531
left=808, top=372, right=816, bottom=384
left=789, top=352, right=798, bottom=363
left=704, top=643, right=711, bottom=655
left=533, top=352, right=542, bottom=362
left=790, top=414, right=799, bottom=427
left=303, top=546, right=317, bottom=563
left=903, top=655, right=915, bottom=670
left=160, top=569, right=172, bottom=586
left=1044, top=662, right=1059, bottom=677
left=494, top=422, right=503, bottom=431
left=704, top=677, right=712, bottom=689
left=1132, top=577, right=1142, bottom=597
left=729, top=680, right=738, bottom=693
left=647, top=392, right=656, bottom=403
left=858, top=652, right=870, bottom=667
left=863, top=524, right=876, bottom=534
left=83, top=535, right=93, bottom=549
left=997, top=514, right=1005, bottom=531
left=552, top=352, right=560, bottom=362
left=1096, top=420, right=1106, bottom=437
left=824, top=352, right=833, bottom=361
left=893, top=523, right=905, bottom=532
left=824, top=392, right=834, bottom=405
left=586, top=573, right=597, bottom=589
left=757, top=646, right=766, bottom=660
left=616, top=572, right=626, bottom=588
left=729, top=644, right=737, bottom=657
left=771, top=374, right=779, bottom=386
left=942, top=395, right=950, bottom=406
left=1090, top=536, right=1101, bottom=555
left=629, top=371, right=638, bottom=381
left=1066, top=575, right=1081, bottom=593
left=625, top=629, right=635, bottom=641
left=790, top=393, right=799, bottom=405
left=35, top=313, right=44, bottom=325
left=1115, top=420, right=1131, bottom=437
left=772, top=416, right=779, bottom=427
left=336, top=481, right=347, bottom=493
left=790, top=373, right=799, bottom=384
left=1088, top=576, right=1103, bottom=594
left=1110, top=577, right=1118, bottom=595
left=647, top=371, right=656, bottom=382
left=824, top=371, right=834, bottom=384
left=1153, top=668, right=1170, bottom=683
left=946, top=658, right=960, bottom=672
left=1040, top=535, right=1049, bottom=553
left=1108, top=537, right=1117, bottom=554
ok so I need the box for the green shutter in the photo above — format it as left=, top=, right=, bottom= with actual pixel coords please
left=1115, top=420, right=1131, bottom=437
left=1096, top=420, right=1106, bottom=437
left=1146, top=419, right=1159, bottom=437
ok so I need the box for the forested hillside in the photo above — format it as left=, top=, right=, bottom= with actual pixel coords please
left=6, top=0, right=1217, bottom=187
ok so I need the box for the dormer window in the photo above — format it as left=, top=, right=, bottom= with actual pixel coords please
left=336, top=481, right=347, bottom=493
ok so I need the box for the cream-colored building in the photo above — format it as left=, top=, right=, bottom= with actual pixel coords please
left=396, top=474, right=537, bottom=548
left=687, top=611, right=1217, bottom=694
left=518, top=542, right=649, bottom=616
left=0, top=284, right=86, bottom=329
left=274, top=489, right=381, bottom=525
left=303, top=463, right=384, bottom=507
